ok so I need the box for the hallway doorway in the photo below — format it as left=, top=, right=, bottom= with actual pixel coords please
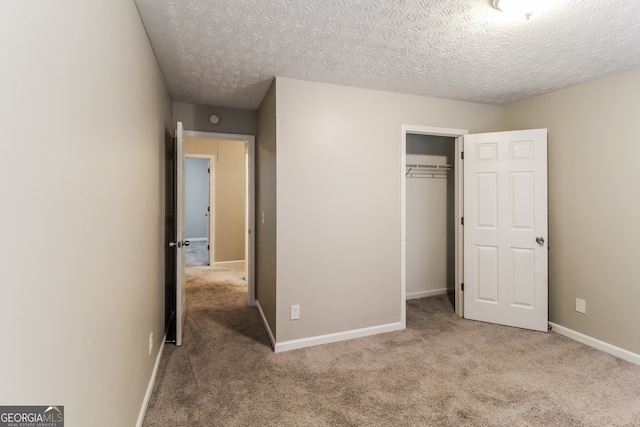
left=182, top=130, right=256, bottom=306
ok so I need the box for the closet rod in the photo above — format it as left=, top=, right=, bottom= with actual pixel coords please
left=405, top=163, right=452, bottom=178
left=405, top=163, right=452, bottom=169
left=406, top=174, right=447, bottom=179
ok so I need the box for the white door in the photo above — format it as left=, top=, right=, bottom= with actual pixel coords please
left=206, top=158, right=212, bottom=266
left=175, top=121, right=187, bottom=345
left=463, top=129, right=548, bottom=332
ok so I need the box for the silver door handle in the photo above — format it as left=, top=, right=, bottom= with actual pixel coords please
left=183, top=240, right=190, bottom=247
left=536, top=236, right=545, bottom=246
left=169, top=241, right=178, bottom=248
left=169, top=241, right=189, bottom=248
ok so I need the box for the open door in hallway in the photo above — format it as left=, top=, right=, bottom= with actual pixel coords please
left=166, top=121, right=187, bottom=345
left=463, top=129, right=548, bottom=332
left=175, top=122, right=187, bottom=345
left=164, top=129, right=177, bottom=342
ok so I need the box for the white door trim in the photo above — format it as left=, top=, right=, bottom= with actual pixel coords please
left=185, top=154, right=216, bottom=266
left=400, top=125, right=468, bottom=328
left=183, top=130, right=257, bottom=307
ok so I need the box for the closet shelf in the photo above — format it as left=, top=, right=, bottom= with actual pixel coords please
left=405, top=163, right=452, bottom=178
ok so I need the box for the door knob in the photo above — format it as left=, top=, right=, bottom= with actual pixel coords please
left=183, top=240, right=190, bottom=247
left=536, top=236, right=545, bottom=246
left=169, top=241, right=178, bottom=248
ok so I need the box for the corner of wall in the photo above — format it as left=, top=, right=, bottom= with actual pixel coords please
left=255, top=80, right=278, bottom=341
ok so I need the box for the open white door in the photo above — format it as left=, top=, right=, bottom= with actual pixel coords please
left=175, top=121, right=186, bottom=345
left=463, top=129, right=548, bottom=332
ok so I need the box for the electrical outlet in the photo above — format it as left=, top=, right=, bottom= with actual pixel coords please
left=576, top=298, right=586, bottom=314
left=148, top=332, right=154, bottom=355
left=290, top=304, right=300, bottom=320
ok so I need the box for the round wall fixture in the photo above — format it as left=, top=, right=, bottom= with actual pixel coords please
left=209, top=114, right=220, bottom=124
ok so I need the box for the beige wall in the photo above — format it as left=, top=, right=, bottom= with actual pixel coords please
left=174, top=101, right=258, bottom=135
left=185, top=138, right=246, bottom=262
left=215, top=140, right=247, bottom=261
left=0, top=1, right=172, bottom=426
left=504, top=67, right=640, bottom=354
left=274, top=77, right=503, bottom=342
left=256, top=82, right=278, bottom=336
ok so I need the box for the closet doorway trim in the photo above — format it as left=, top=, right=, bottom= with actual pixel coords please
left=400, top=125, right=467, bottom=328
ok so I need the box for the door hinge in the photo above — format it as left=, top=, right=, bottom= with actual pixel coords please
left=207, top=244, right=210, bottom=250
left=208, top=168, right=210, bottom=173
left=461, top=283, right=464, bottom=291
left=461, top=217, right=464, bottom=226
left=461, top=151, right=464, bottom=160
left=207, top=206, right=210, bottom=212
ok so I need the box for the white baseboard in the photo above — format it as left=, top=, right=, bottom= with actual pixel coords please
left=406, top=288, right=452, bottom=300
left=186, top=237, right=207, bottom=242
left=255, top=300, right=276, bottom=350
left=274, top=322, right=404, bottom=353
left=549, top=322, right=640, bottom=366
left=136, top=335, right=166, bottom=427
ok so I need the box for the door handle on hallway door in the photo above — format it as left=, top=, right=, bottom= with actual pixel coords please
left=169, top=240, right=190, bottom=248
left=536, top=236, right=545, bottom=246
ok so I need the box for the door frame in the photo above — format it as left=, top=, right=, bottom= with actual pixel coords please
left=185, top=154, right=216, bottom=265
left=183, top=130, right=257, bottom=306
left=400, top=125, right=467, bottom=328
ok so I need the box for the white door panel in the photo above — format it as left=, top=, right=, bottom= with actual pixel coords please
left=464, top=129, right=548, bottom=332
left=176, top=122, right=186, bottom=346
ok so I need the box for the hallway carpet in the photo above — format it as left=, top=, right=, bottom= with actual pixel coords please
left=143, top=268, right=640, bottom=426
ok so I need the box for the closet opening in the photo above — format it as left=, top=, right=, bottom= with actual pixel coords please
left=400, top=125, right=467, bottom=328
left=406, top=134, right=456, bottom=310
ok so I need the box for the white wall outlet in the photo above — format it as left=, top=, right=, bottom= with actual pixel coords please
left=290, top=304, right=300, bottom=320
left=576, top=298, right=586, bottom=314
left=148, top=332, right=154, bottom=355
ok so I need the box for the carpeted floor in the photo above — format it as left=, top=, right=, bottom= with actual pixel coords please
left=143, top=267, right=640, bottom=426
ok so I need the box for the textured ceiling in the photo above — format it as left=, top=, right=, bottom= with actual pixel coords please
left=134, top=0, right=640, bottom=109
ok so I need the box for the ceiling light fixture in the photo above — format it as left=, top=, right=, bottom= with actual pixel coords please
left=492, top=0, right=547, bottom=19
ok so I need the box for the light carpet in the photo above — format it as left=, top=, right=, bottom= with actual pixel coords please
left=143, top=267, right=640, bottom=426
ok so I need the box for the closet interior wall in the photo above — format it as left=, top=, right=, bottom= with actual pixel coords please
left=405, top=134, right=456, bottom=304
